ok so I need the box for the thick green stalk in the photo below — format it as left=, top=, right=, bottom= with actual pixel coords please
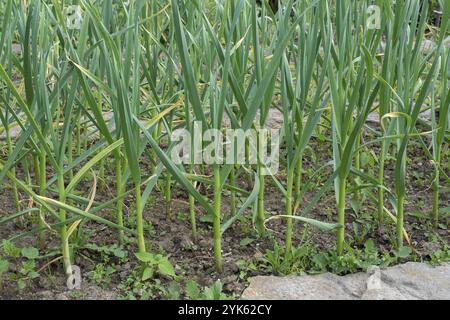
left=432, top=175, right=439, bottom=228
left=57, top=172, right=71, bottom=275
left=33, top=154, right=40, bottom=187
left=5, top=127, right=20, bottom=211
left=256, top=169, right=265, bottom=235
left=230, top=165, right=237, bottom=217
left=294, top=156, right=302, bottom=204
left=115, top=151, right=124, bottom=244
left=377, top=141, right=387, bottom=228
left=256, top=132, right=266, bottom=235
left=83, top=121, right=88, bottom=151
left=245, top=141, right=253, bottom=187
left=135, top=184, right=146, bottom=253
left=165, top=172, right=173, bottom=220
left=353, top=135, right=361, bottom=205
left=98, top=157, right=106, bottom=190
left=189, top=193, right=197, bottom=243
left=67, top=131, right=74, bottom=182
left=76, top=117, right=81, bottom=156
left=38, top=151, right=46, bottom=249
left=213, top=165, right=222, bottom=273
left=396, top=193, right=405, bottom=248
left=285, top=168, right=295, bottom=260
left=23, top=156, right=31, bottom=195
left=337, top=177, right=347, bottom=255
left=11, top=168, right=19, bottom=211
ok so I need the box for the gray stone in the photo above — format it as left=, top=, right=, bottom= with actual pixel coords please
left=381, top=37, right=449, bottom=55
left=242, top=263, right=450, bottom=300
left=256, top=109, right=284, bottom=130
left=40, top=284, right=119, bottom=300
left=222, top=108, right=284, bottom=130
left=12, top=44, right=22, bottom=55
left=445, top=36, right=450, bottom=48
left=421, top=39, right=437, bottom=54
left=366, top=109, right=432, bottom=126
left=367, top=112, right=380, bottom=124
left=418, top=37, right=450, bottom=53
left=0, top=126, right=21, bottom=141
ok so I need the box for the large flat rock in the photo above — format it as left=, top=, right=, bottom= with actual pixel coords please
left=242, top=262, right=450, bottom=300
